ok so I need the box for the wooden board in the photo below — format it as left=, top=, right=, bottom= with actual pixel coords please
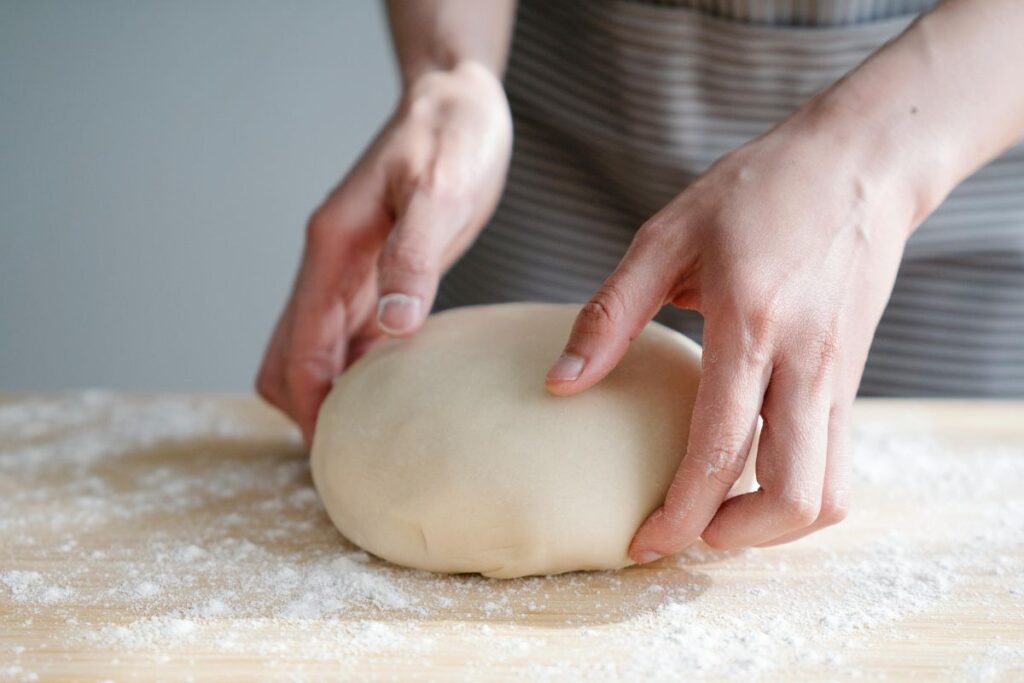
left=1, top=393, right=1022, bottom=681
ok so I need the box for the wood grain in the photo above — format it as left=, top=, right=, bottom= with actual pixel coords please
left=0, top=395, right=1022, bottom=681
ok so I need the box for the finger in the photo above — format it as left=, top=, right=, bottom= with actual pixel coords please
left=545, top=226, right=681, bottom=395
left=255, top=308, right=294, bottom=413
left=284, top=286, right=349, bottom=447
left=283, top=166, right=390, bottom=445
left=628, top=332, right=769, bottom=563
left=345, top=292, right=389, bottom=369
left=331, top=270, right=384, bottom=370
left=376, top=187, right=470, bottom=336
left=699, top=361, right=831, bottom=549
left=757, top=402, right=851, bottom=546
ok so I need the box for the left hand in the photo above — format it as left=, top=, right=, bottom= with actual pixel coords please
left=256, top=63, right=512, bottom=446
left=545, top=101, right=921, bottom=560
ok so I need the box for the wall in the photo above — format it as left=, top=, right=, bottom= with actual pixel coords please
left=0, top=1, right=399, bottom=390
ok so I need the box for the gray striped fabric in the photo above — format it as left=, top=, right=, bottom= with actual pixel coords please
left=437, top=0, right=1024, bottom=397
left=623, top=0, right=938, bottom=25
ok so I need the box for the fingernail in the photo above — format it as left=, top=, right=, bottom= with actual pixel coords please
left=546, top=352, right=585, bottom=381
left=633, top=551, right=663, bottom=565
left=377, top=293, right=422, bottom=335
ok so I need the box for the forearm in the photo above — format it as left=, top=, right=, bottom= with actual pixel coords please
left=385, top=0, right=517, bottom=87
left=801, top=0, right=1024, bottom=229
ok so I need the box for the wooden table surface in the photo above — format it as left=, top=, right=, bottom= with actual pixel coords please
left=0, top=393, right=1022, bottom=681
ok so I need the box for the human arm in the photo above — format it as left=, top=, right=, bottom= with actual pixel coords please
left=544, top=0, right=1024, bottom=560
left=257, top=1, right=516, bottom=445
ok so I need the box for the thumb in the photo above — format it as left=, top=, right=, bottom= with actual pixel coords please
left=546, top=234, right=676, bottom=395
left=375, top=189, right=466, bottom=336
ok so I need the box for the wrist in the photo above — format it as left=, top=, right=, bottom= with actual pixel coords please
left=399, top=60, right=504, bottom=105
left=399, top=57, right=503, bottom=95
left=386, top=0, right=515, bottom=94
left=788, top=88, right=958, bottom=237
left=394, top=61, right=509, bottom=135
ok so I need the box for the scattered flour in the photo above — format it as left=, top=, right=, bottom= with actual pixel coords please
left=1, top=570, right=74, bottom=604
left=0, top=394, right=1022, bottom=680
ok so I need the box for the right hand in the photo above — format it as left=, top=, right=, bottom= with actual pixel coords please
left=257, top=62, right=513, bottom=445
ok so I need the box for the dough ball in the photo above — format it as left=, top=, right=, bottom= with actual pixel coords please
left=311, top=303, right=756, bottom=578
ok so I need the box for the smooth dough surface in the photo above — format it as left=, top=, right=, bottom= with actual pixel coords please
left=311, top=303, right=756, bottom=578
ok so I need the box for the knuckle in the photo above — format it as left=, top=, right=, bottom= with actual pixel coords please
left=809, top=321, right=841, bottom=384
left=689, top=438, right=750, bottom=489
left=701, top=528, right=732, bottom=550
left=726, top=291, right=778, bottom=366
left=650, top=506, right=702, bottom=550
left=255, top=369, right=280, bottom=406
left=305, top=209, right=336, bottom=250
left=406, top=91, right=434, bottom=120
left=817, top=491, right=850, bottom=527
left=379, top=240, right=435, bottom=280
left=632, top=219, right=663, bottom=247
left=828, top=402, right=849, bottom=426
left=283, top=354, right=335, bottom=389
left=748, top=301, right=780, bottom=340
left=579, top=283, right=628, bottom=337
left=409, top=155, right=466, bottom=204
left=422, top=172, right=464, bottom=204
left=776, top=493, right=820, bottom=528
left=391, top=152, right=419, bottom=194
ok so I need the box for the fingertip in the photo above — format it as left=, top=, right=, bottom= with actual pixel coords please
left=299, top=420, right=315, bottom=450
left=544, top=379, right=577, bottom=396
left=376, top=293, right=424, bottom=336
left=700, top=529, right=733, bottom=550
left=544, top=352, right=587, bottom=395
left=633, top=550, right=664, bottom=565
left=628, top=507, right=669, bottom=563
left=548, top=293, right=653, bottom=397
left=295, top=395, right=322, bottom=449
left=546, top=352, right=585, bottom=381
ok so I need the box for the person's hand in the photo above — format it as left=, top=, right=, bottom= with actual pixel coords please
left=257, top=62, right=512, bottom=445
left=545, top=103, right=923, bottom=560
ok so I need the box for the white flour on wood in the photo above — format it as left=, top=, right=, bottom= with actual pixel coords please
left=0, top=393, right=1021, bottom=680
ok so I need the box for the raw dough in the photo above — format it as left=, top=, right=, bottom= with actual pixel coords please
left=311, top=303, right=757, bottom=578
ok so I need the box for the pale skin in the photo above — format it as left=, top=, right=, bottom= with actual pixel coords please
left=258, top=0, right=1024, bottom=562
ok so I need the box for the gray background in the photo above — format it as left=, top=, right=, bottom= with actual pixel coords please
left=0, top=1, right=398, bottom=390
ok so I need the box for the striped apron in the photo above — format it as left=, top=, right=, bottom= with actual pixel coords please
left=437, top=0, right=1024, bottom=397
